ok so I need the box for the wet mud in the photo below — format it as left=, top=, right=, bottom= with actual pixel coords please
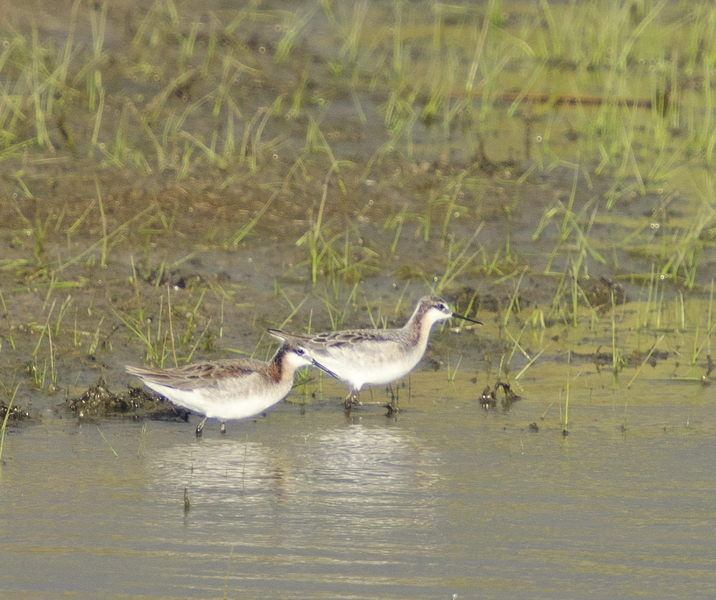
left=65, top=376, right=190, bottom=422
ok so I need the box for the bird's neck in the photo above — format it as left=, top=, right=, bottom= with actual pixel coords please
left=268, top=347, right=287, bottom=383
left=403, top=307, right=435, bottom=348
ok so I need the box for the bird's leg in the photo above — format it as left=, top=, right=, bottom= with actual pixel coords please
left=385, top=383, right=399, bottom=415
left=344, top=390, right=360, bottom=412
left=195, top=417, right=208, bottom=437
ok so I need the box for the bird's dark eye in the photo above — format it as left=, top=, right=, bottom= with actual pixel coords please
left=295, top=348, right=305, bottom=355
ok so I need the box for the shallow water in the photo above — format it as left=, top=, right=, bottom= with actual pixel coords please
left=2, top=370, right=715, bottom=599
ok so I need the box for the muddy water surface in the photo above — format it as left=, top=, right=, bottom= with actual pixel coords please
left=2, top=368, right=716, bottom=599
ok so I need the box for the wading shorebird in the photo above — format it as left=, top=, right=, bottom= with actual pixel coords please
left=126, top=343, right=337, bottom=435
left=268, top=295, right=482, bottom=411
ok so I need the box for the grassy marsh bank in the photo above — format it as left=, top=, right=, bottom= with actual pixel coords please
left=0, top=0, right=714, bottom=429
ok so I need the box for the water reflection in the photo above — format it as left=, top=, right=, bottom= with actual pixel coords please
left=141, top=419, right=457, bottom=595
left=3, top=395, right=716, bottom=599
left=148, top=422, right=441, bottom=547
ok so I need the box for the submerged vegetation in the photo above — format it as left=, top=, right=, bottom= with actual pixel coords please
left=0, top=0, right=715, bottom=427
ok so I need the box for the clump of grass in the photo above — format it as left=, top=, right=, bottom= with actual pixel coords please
left=115, top=305, right=172, bottom=367
left=27, top=301, right=58, bottom=391
left=446, top=355, right=463, bottom=384
left=560, top=351, right=570, bottom=432
left=317, top=284, right=358, bottom=330
left=610, top=292, right=623, bottom=375
left=433, top=225, right=484, bottom=295
left=627, top=334, right=665, bottom=389
left=293, top=165, right=376, bottom=286
left=96, top=426, right=118, bottom=458
left=0, top=384, right=21, bottom=471
left=500, top=266, right=527, bottom=329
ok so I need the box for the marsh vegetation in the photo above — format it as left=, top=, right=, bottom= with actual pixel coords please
left=1, top=0, right=714, bottom=424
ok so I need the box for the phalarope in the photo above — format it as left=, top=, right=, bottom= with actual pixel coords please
left=268, top=295, right=482, bottom=410
left=126, top=343, right=336, bottom=435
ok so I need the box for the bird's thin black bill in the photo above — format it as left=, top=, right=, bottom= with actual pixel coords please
left=312, top=359, right=340, bottom=380
left=451, top=312, right=483, bottom=325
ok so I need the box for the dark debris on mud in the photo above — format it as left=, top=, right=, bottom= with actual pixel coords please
left=580, top=277, right=628, bottom=311
left=453, top=286, right=510, bottom=318
left=0, top=400, right=32, bottom=423
left=572, top=347, right=670, bottom=370
left=136, top=262, right=223, bottom=290
left=66, top=376, right=190, bottom=422
left=479, top=382, right=519, bottom=411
